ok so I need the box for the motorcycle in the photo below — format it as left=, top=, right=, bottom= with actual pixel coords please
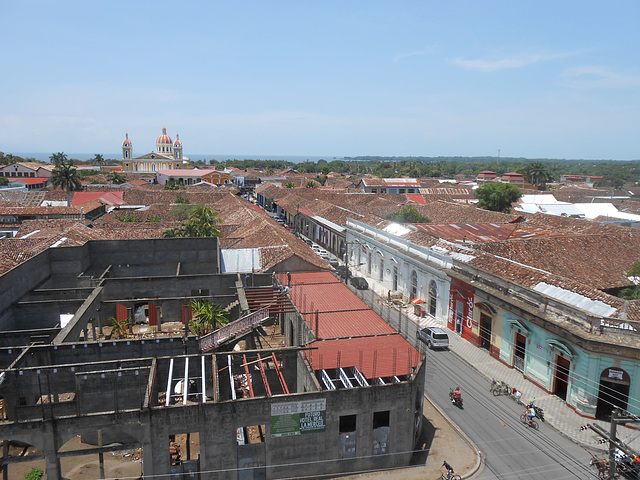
left=449, top=388, right=463, bottom=409
left=528, top=401, right=545, bottom=422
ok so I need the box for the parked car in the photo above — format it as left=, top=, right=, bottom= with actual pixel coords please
left=417, top=327, right=449, bottom=350
left=349, top=277, right=369, bottom=290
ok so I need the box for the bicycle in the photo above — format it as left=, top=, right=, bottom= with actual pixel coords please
left=490, top=379, right=510, bottom=396
left=520, top=413, right=539, bottom=430
left=440, top=473, right=462, bottom=480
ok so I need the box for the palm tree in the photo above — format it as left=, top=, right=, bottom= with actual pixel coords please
left=49, top=152, right=68, bottom=165
left=162, top=204, right=223, bottom=238
left=522, top=162, right=552, bottom=189
left=189, top=299, right=229, bottom=336
left=51, top=161, right=82, bottom=206
left=284, top=181, right=295, bottom=188
left=107, top=171, right=127, bottom=184
left=93, top=153, right=104, bottom=167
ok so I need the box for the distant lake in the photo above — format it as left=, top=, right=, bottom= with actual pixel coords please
left=13, top=152, right=344, bottom=164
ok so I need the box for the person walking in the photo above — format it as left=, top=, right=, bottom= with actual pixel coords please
left=287, top=272, right=291, bottom=287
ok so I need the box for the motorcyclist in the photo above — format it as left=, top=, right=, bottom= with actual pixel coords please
left=442, top=460, right=455, bottom=480
left=452, top=387, right=462, bottom=403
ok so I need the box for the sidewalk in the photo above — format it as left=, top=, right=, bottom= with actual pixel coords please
left=363, top=279, right=640, bottom=453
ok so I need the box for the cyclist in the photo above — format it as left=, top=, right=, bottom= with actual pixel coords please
left=525, top=405, right=536, bottom=426
left=442, top=460, right=455, bottom=480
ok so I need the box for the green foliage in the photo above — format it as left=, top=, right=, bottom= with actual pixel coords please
left=284, top=181, right=295, bottom=188
left=175, top=194, right=190, bottom=204
left=520, top=161, right=553, bottom=189
left=108, top=171, right=127, bottom=184
left=0, top=177, right=8, bottom=186
left=321, top=165, right=330, bottom=175
left=51, top=161, right=82, bottom=206
left=305, top=180, right=317, bottom=188
left=619, top=262, right=640, bottom=300
left=24, top=468, right=44, bottom=480
left=315, top=176, right=327, bottom=186
left=146, top=215, right=161, bottom=222
left=109, top=316, right=132, bottom=339
left=164, top=179, right=184, bottom=190
left=93, top=153, right=104, bottom=164
left=163, top=204, right=222, bottom=238
left=116, top=212, right=141, bottom=223
left=189, top=299, right=229, bottom=336
left=49, top=152, right=68, bottom=165
left=385, top=205, right=431, bottom=224
left=168, top=203, right=197, bottom=221
left=474, top=182, right=523, bottom=213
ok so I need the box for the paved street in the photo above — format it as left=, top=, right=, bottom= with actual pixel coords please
left=424, top=346, right=597, bottom=479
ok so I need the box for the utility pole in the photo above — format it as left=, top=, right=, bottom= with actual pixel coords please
left=586, top=408, right=640, bottom=478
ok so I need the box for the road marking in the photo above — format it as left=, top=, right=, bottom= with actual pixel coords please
left=499, top=419, right=508, bottom=429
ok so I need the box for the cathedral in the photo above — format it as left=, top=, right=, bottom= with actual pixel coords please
left=122, top=128, right=190, bottom=173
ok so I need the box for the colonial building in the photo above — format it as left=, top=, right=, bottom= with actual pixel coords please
left=156, top=168, right=232, bottom=186
left=122, top=128, right=190, bottom=173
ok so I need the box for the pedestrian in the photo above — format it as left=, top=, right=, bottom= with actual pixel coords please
left=244, top=273, right=250, bottom=287
left=287, top=272, right=291, bottom=287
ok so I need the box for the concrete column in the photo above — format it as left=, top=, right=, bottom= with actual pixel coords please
left=41, top=419, right=61, bottom=480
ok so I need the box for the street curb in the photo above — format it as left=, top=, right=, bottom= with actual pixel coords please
left=425, top=394, right=484, bottom=479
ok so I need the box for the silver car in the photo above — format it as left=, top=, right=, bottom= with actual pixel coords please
left=417, top=327, right=449, bottom=350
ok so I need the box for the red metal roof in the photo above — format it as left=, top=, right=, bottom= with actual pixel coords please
left=10, top=178, right=48, bottom=185
left=303, top=310, right=395, bottom=338
left=406, top=193, right=425, bottom=204
left=276, top=271, right=421, bottom=379
left=306, top=335, right=421, bottom=378
left=71, top=192, right=125, bottom=207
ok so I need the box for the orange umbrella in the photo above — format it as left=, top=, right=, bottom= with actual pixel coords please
left=411, top=297, right=425, bottom=304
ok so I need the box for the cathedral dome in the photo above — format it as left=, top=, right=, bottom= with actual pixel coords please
left=122, top=133, right=131, bottom=146
left=174, top=134, right=182, bottom=147
left=156, top=127, right=172, bottom=145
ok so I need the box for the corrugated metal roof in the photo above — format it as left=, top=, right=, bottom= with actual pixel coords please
left=533, top=282, right=617, bottom=317
left=276, top=271, right=420, bottom=379
left=306, top=335, right=421, bottom=379
left=303, top=310, right=395, bottom=338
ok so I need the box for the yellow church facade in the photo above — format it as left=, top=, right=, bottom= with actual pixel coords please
left=122, top=128, right=190, bottom=173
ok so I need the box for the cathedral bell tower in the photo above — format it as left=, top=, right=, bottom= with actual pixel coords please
left=174, top=134, right=182, bottom=161
left=122, top=133, right=132, bottom=165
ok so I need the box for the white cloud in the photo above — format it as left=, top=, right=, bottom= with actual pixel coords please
left=561, top=65, right=640, bottom=89
left=448, top=51, right=577, bottom=72
left=393, top=45, right=435, bottom=63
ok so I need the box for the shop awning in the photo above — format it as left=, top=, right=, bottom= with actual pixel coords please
left=411, top=298, right=425, bottom=304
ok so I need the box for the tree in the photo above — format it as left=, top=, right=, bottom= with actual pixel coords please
left=93, top=153, right=104, bottom=166
left=108, top=171, right=127, bottom=184
left=189, top=299, right=229, bottom=336
left=51, top=161, right=82, bottom=206
left=163, top=204, right=222, bottom=238
left=109, top=316, right=131, bottom=339
left=0, top=177, right=8, bottom=186
left=164, top=179, right=185, bottom=190
left=305, top=180, right=318, bottom=188
left=522, top=162, right=552, bottom=189
left=474, top=182, right=522, bottom=213
left=619, top=262, right=640, bottom=300
left=49, top=152, right=68, bottom=165
left=385, top=205, right=430, bottom=224
left=284, top=181, right=295, bottom=189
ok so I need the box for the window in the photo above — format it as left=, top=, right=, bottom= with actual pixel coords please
left=410, top=270, right=418, bottom=300
left=371, top=189, right=377, bottom=193
left=339, top=414, right=357, bottom=459
left=428, top=280, right=437, bottom=316
left=379, top=257, right=384, bottom=281
left=399, top=188, right=405, bottom=193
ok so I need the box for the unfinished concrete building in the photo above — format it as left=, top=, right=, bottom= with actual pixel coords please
left=0, top=238, right=424, bottom=479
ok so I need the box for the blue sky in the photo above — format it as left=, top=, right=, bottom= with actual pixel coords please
left=2, top=1, right=639, bottom=160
